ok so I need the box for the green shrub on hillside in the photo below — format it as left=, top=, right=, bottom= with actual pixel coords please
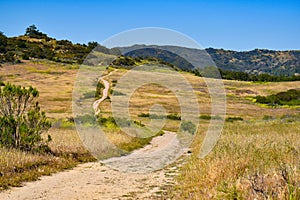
left=254, top=89, right=300, bottom=106
left=166, top=113, right=181, bottom=120
left=180, top=120, right=196, bottom=134
left=200, top=114, right=223, bottom=120
left=226, top=117, right=244, bottom=122
left=0, top=83, right=51, bottom=152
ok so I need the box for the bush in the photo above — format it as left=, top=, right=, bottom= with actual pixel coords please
left=137, top=113, right=165, bottom=119
left=263, top=115, right=274, bottom=121
left=254, top=89, right=300, bottom=106
left=200, top=114, right=212, bottom=120
left=167, top=113, right=181, bottom=120
left=95, top=81, right=104, bottom=98
left=110, top=89, right=125, bottom=96
left=0, top=83, right=51, bottom=152
left=133, top=120, right=145, bottom=127
left=22, top=53, right=30, bottom=60
left=226, top=117, right=244, bottom=122
left=111, top=56, right=136, bottom=66
left=138, top=113, right=150, bottom=117
left=200, top=114, right=222, bottom=120
left=180, top=121, right=196, bottom=134
left=74, top=114, right=96, bottom=125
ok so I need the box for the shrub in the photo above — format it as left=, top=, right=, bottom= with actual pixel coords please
left=110, top=89, right=125, bottom=96
left=200, top=114, right=212, bottom=120
left=254, top=89, right=300, bottom=106
left=111, top=56, right=136, bottom=66
left=137, top=113, right=165, bottom=119
left=226, top=117, right=244, bottom=122
left=263, top=115, right=274, bottom=120
left=149, top=114, right=165, bottom=119
left=0, top=83, right=51, bottom=152
left=74, top=114, right=96, bottom=125
left=138, top=113, right=150, bottom=117
left=167, top=113, right=181, bottom=120
left=133, top=120, right=145, bottom=127
left=95, top=81, right=104, bottom=98
left=180, top=121, right=196, bottom=134
left=200, top=115, right=223, bottom=120
left=97, top=116, right=132, bottom=128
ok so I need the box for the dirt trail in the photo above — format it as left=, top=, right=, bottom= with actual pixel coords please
left=93, top=72, right=112, bottom=115
left=0, top=132, right=184, bottom=200
left=103, top=131, right=184, bottom=173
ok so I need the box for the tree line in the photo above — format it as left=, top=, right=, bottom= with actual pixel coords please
left=192, top=67, right=300, bottom=82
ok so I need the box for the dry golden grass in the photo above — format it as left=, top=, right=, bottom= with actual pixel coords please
left=0, top=144, right=94, bottom=190
left=0, top=60, right=77, bottom=119
left=166, top=73, right=300, bottom=199
left=0, top=61, right=299, bottom=197
left=0, top=61, right=95, bottom=190
left=172, top=121, right=300, bottom=199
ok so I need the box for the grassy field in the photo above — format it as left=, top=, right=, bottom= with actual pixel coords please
left=169, top=75, right=300, bottom=199
left=0, top=60, right=299, bottom=198
left=0, top=61, right=95, bottom=189
left=171, top=120, right=300, bottom=199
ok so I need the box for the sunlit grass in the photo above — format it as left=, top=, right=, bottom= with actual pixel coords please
left=0, top=61, right=299, bottom=197
left=172, top=120, right=300, bottom=199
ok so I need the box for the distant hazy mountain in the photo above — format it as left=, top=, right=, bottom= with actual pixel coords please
left=118, top=45, right=300, bottom=76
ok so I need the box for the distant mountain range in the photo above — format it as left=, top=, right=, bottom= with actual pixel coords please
left=118, top=45, right=300, bottom=76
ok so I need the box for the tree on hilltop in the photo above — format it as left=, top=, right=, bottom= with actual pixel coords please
left=25, top=25, right=48, bottom=39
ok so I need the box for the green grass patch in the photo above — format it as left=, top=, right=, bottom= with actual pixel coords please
left=48, top=108, right=68, bottom=113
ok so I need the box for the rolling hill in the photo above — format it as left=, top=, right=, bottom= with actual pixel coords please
left=119, top=45, right=300, bottom=76
left=1, top=27, right=299, bottom=76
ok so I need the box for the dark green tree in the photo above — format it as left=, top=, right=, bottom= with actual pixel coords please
left=87, top=41, right=99, bottom=50
left=25, top=25, right=47, bottom=39
left=25, top=25, right=39, bottom=36
left=4, top=51, right=16, bottom=62
left=0, top=83, right=51, bottom=151
left=0, top=32, right=7, bottom=53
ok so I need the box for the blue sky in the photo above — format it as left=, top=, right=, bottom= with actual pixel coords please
left=0, top=0, right=299, bottom=50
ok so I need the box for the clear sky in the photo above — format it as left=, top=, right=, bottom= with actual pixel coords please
left=0, top=0, right=299, bottom=51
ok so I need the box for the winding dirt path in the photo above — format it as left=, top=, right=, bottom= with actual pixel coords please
left=93, top=71, right=112, bottom=115
left=0, top=71, right=187, bottom=199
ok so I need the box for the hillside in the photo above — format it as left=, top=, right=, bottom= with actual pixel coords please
left=206, top=48, right=300, bottom=76
left=119, top=45, right=300, bottom=76
left=1, top=26, right=300, bottom=76
left=0, top=25, right=120, bottom=64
